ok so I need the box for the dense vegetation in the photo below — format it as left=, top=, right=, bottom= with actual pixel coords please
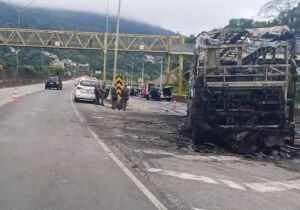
left=0, top=2, right=174, bottom=82
left=225, top=0, right=300, bottom=34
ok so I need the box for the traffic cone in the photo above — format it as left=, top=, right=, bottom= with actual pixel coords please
left=172, top=100, right=177, bottom=111
left=12, top=88, right=19, bottom=102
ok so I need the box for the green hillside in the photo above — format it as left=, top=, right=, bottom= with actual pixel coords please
left=0, top=2, right=174, bottom=82
left=0, top=2, right=173, bottom=35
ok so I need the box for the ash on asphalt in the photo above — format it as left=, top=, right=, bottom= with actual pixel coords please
left=79, top=103, right=300, bottom=173
left=87, top=109, right=192, bottom=150
left=180, top=119, right=300, bottom=161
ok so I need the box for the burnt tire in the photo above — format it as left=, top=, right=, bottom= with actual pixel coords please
left=192, top=121, right=204, bottom=145
left=191, top=98, right=206, bottom=145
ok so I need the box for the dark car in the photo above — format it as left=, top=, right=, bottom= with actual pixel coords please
left=148, top=87, right=161, bottom=101
left=160, top=86, right=173, bottom=101
left=45, top=77, right=62, bottom=90
left=147, top=86, right=173, bottom=101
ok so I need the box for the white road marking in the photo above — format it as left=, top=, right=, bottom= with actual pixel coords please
left=148, top=168, right=218, bottom=184
left=113, top=133, right=123, bottom=137
left=282, top=179, right=300, bottom=190
left=136, top=149, right=243, bottom=162
left=70, top=93, right=85, bottom=122
left=191, top=208, right=207, bottom=210
left=70, top=93, right=168, bottom=210
left=245, top=179, right=300, bottom=192
left=147, top=167, right=300, bottom=193
left=219, top=179, right=246, bottom=190
left=245, top=182, right=290, bottom=192
left=92, top=116, right=104, bottom=119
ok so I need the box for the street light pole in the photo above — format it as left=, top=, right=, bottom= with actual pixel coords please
left=160, top=56, right=163, bottom=90
left=103, top=0, right=109, bottom=81
left=11, top=0, right=37, bottom=80
left=113, top=0, right=121, bottom=84
left=131, top=64, right=134, bottom=86
left=142, top=61, right=145, bottom=87
left=16, top=9, right=21, bottom=80
left=41, top=49, right=43, bottom=74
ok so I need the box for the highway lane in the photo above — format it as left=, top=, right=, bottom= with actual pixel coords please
left=0, top=81, right=73, bottom=107
left=0, top=82, right=162, bottom=210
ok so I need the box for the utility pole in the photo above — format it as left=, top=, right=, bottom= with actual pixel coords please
left=41, top=49, right=44, bottom=75
left=11, top=0, right=37, bottom=80
left=142, top=61, right=144, bottom=87
left=131, top=64, right=134, bottom=86
left=16, top=9, right=20, bottom=80
left=103, top=0, right=109, bottom=81
left=113, top=0, right=121, bottom=84
left=160, top=56, right=163, bottom=90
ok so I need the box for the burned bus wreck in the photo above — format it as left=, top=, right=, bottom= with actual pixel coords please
left=189, top=26, right=298, bottom=152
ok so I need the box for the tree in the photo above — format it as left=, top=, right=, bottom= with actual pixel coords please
left=276, top=3, right=300, bottom=33
left=225, top=18, right=254, bottom=30
left=185, top=34, right=196, bottom=43
left=252, top=21, right=272, bottom=28
left=258, top=0, right=299, bottom=20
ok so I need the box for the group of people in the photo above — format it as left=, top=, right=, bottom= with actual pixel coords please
left=94, top=81, right=130, bottom=111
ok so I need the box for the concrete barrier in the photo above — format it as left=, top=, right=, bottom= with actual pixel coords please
left=0, top=78, right=72, bottom=89
left=0, top=79, right=45, bottom=88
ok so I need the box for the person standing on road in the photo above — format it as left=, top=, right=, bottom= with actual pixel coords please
left=100, top=81, right=106, bottom=106
left=94, top=82, right=101, bottom=105
left=121, top=84, right=130, bottom=111
left=111, top=82, right=118, bottom=110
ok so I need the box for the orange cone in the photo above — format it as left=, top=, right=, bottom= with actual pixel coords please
left=172, top=100, right=177, bottom=111
left=12, top=88, right=19, bottom=102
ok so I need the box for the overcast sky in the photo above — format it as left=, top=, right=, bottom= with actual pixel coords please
left=6, top=0, right=268, bottom=35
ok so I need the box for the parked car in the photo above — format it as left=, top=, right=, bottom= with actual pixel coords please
left=146, top=86, right=173, bottom=101
left=74, top=77, right=98, bottom=102
left=45, top=76, right=62, bottom=90
left=147, top=87, right=160, bottom=101
left=160, top=86, right=173, bottom=101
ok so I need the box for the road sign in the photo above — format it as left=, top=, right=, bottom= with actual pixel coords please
left=115, top=75, right=123, bottom=97
left=139, top=44, right=145, bottom=50
left=55, top=41, right=61, bottom=47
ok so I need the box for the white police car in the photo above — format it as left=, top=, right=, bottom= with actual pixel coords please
left=73, top=77, right=98, bottom=102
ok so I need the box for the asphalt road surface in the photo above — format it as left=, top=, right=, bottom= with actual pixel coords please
left=0, top=83, right=165, bottom=210
left=1, top=82, right=300, bottom=210
left=78, top=95, right=300, bottom=210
